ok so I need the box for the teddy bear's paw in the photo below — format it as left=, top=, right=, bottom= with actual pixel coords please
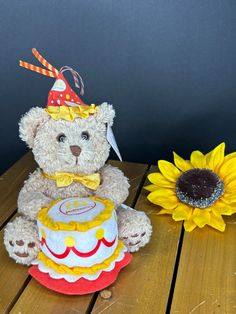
left=4, top=216, right=40, bottom=265
left=117, top=208, right=152, bottom=252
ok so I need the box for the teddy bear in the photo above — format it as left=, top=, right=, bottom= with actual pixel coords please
left=4, top=49, right=152, bottom=266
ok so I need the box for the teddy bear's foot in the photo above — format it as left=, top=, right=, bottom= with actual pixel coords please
left=117, top=206, right=152, bottom=252
left=4, top=216, right=40, bottom=265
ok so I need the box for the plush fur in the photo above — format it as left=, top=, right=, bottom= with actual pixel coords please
left=4, top=216, right=40, bottom=265
left=4, top=102, right=152, bottom=265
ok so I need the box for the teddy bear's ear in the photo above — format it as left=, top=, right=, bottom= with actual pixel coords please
left=95, top=103, right=115, bottom=126
left=19, top=107, right=50, bottom=148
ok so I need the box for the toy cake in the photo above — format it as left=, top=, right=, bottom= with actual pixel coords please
left=29, top=196, right=132, bottom=294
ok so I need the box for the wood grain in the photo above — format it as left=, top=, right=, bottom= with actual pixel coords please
left=10, top=160, right=148, bottom=314
left=0, top=151, right=36, bottom=228
left=91, top=166, right=183, bottom=314
left=0, top=216, right=30, bottom=313
left=0, top=151, right=36, bottom=312
left=171, top=213, right=236, bottom=314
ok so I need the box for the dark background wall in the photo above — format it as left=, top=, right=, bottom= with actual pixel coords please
left=1, top=0, right=236, bottom=174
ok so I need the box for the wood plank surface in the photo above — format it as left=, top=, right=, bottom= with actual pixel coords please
left=171, top=214, right=236, bottom=314
left=91, top=166, right=183, bottom=314
left=0, top=151, right=36, bottom=228
left=0, top=151, right=36, bottom=313
left=10, top=161, right=148, bottom=314
left=0, top=220, right=30, bottom=313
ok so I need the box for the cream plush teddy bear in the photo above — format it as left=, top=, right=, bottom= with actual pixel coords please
left=4, top=49, right=152, bottom=266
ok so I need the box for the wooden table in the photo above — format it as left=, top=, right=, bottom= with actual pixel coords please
left=0, top=152, right=235, bottom=314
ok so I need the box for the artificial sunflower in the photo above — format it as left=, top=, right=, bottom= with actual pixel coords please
left=145, top=143, right=236, bottom=232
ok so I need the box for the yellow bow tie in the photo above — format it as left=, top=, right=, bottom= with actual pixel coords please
left=43, top=172, right=101, bottom=190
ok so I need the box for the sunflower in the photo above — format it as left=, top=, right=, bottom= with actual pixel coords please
left=145, top=143, right=236, bottom=232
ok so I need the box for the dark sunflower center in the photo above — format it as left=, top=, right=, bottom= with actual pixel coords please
left=176, top=168, right=224, bottom=209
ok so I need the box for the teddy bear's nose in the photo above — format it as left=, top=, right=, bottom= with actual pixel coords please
left=70, top=145, right=81, bottom=157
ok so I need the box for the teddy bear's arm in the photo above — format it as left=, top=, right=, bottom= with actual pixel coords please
left=18, top=168, right=52, bottom=220
left=95, top=164, right=130, bottom=206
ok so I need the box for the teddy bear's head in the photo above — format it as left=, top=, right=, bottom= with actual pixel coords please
left=19, top=103, right=115, bottom=174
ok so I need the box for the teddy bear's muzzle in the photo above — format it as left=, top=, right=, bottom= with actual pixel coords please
left=70, top=145, right=81, bottom=157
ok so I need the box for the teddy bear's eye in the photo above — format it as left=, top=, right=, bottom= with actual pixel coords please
left=81, top=131, right=90, bottom=140
left=57, top=133, right=66, bottom=143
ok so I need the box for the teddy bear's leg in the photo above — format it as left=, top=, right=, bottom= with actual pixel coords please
left=4, top=216, right=40, bottom=265
left=117, top=206, right=152, bottom=252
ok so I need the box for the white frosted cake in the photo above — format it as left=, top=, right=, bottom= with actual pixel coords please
left=31, top=196, right=131, bottom=289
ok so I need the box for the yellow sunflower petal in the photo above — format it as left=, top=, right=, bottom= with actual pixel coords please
left=147, top=189, right=178, bottom=209
left=205, top=142, right=225, bottom=172
left=208, top=212, right=226, bottom=232
left=184, top=219, right=197, bottom=232
left=210, top=199, right=227, bottom=213
left=218, top=156, right=236, bottom=183
left=224, top=175, right=236, bottom=186
left=212, top=206, right=236, bottom=216
left=192, top=208, right=211, bottom=228
left=215, top=198, right=236, bottom=215
left=144, top=184, right=158, bottom=192
left=225, top=179, right=236, bottom=192
left=190, top=150, right=206, bottom=168
left=147, top=173, right=175, bottom=188
left=221, top=193, right=236, bottom=204
left=223, top=151, right=236, bottom=162
left=173, top=152, right=192, bottom=172
left=157, top=208, right=174, bottom=215
left=158, top=160, right=181, bottom=182
left=172, top=203, right=192, bottom=221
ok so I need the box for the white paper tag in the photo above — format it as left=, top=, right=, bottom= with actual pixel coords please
left=121, top=203, right=134, bottom=210
left=106, top=125, right=122, bottom=161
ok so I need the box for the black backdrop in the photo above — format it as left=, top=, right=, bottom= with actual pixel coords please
left=1, top=0, right=236, bottom=174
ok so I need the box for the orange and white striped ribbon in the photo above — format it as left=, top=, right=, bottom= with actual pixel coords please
left=32, top=48, right=59, bottom=75
left=19, top=48, right=59, bottom=78
left=19, top=48, right=85, bottom=96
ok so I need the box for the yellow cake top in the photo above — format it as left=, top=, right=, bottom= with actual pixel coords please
left=38, top=196, right=115, bottom=232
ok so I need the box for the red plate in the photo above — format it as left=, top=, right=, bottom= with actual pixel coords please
left=29, top=252, right=132, bottom=295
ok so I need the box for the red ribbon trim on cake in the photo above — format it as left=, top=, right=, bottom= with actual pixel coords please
left=40, top=236, right=116, bottom=259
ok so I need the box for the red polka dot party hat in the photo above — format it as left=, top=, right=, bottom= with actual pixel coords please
left=19, top=48, right=97, bottom=121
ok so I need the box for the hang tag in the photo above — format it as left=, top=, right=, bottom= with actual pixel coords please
left=121, top=203, right=134, bottom=210
left=106, top=125, right=122, bottom=161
